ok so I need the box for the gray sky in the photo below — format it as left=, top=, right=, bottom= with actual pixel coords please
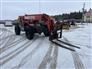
left=1, top=0, right=92, bottom=2
left=0, top=0, right=92, bottom=20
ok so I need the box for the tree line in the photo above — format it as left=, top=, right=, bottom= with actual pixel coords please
left=52, top=11, right=83, bottom=20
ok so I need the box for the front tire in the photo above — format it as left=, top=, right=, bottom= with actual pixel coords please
left=25, top=27, right=34, bottom=40
left=15, top=24, right=20, bottom=35
left=49, top=31, right=58, bottom=40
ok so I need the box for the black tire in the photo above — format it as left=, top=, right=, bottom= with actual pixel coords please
left=43, top=26, right=50, bottom=36
left=15, top=24, right=20, bottom=35
left=49, top=31, right=58, bottom=40
left=25, top=27, right=34, bottom=40
left=49, top=35, right=53, bottom=41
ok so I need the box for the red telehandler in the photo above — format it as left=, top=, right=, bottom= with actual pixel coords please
left=15, top=14, right=62, bottom=40
left=14, top=13, right=80, bottom=51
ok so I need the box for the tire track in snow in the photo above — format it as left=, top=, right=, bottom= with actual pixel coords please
left=0, top=34, right=26, bottom=53
left=0, top=34, right=7, bottom=46
left=0, top=29, right=5, bottom=36
left=0, top=37, right=38, bottom=65
left=0, top=35, right=16, bottom=45
left=0, top=33, right=25, bottom=48
left=0, top=28, right=12, bottom=40
left=0, top=29, right=8, bottom=40
left=13, top=37, right=45, bottom=69
left=71, top=52, right=85, bottom=69
left=0, top=34, right=19, bottom=47
left=0, top=39, right=31, bottom=59
left=0, top=34, right=16, bottom=49
left=38, top=42, right=53, bottom=69
left=0, top=35, right=14, bottom=48
left=0, top=36, right=10, bottom=48
left=4, top=36, right=24, bottom=46
left=0, top=31, right=3, bottom=36
left=0, top=34, right=9, bottom=44
left=0, top=34, right=15, bottom=41
left=0, top=28, right=12, bottom=33
left=49, top=45, right=58, bottom=69
left=0, top=29, right=13, bottom=46
left=0, top=36, right=16, bottom=54
left=63, top=36, right=85, bottom=69
left=0, top=37, right=26, bottom=54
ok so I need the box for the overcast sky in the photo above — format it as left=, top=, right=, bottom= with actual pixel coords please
left=1, top=0, right=92, bottom=2
left=0, top=0, right=92, bottom=20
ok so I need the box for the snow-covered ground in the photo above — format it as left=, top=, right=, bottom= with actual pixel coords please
left=0, top=23, right=92, bottom=69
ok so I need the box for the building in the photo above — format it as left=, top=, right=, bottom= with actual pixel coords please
left=83, top=8, right=92, bottom=23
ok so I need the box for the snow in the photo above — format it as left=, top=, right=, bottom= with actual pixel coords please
left=62, top=23, right=92, bottom=69
left=0, top=23, right=92, bottom=69
left=57, top=47, right=75, bottom=68
left=0, top=30, right=3, bottom=35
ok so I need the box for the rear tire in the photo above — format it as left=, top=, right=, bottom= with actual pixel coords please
left=25, top=27, right=34, bottom=40
left=43, top=26, right=50, bottom=36
left=15, top=24, right=20, bottom=35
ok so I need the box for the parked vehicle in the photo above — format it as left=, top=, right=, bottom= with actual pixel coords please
left=14, top=14, right=62, bottom=40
